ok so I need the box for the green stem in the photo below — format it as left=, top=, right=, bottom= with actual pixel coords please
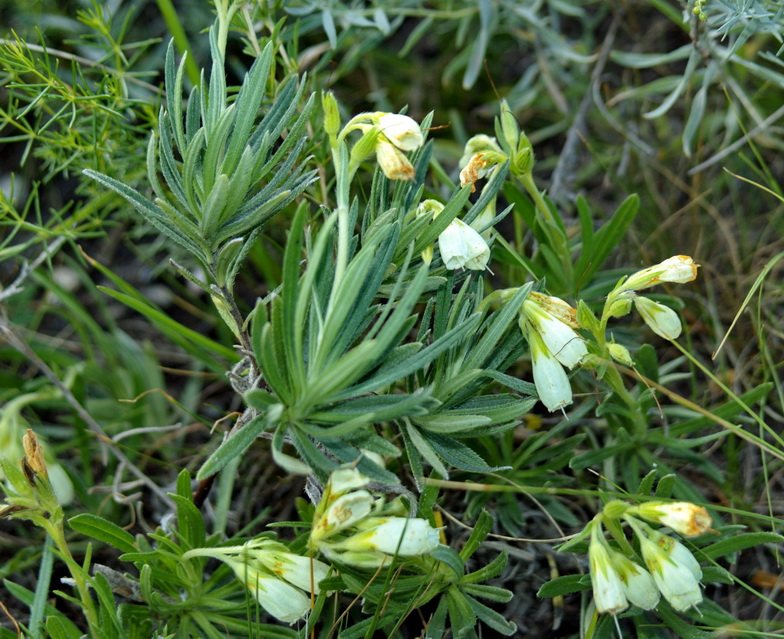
left=519, top=172, right=573, bottom=283
left=330, top=142, right=351, bottom=296
left=46, top=522, right=99, bottom=635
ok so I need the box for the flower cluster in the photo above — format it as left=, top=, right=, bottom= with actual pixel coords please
left=332, top=106, right=425, bottom=181
left=183, top=539, right=330, bottom=624
left=309, top=466, right=441, bottom=568
left=588, top=501, right=711, bottom=616
left=605, top=256, right=699, bottom=340
left=518, top=292, right=587, bottom=412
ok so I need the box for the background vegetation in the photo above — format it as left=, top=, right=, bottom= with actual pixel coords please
left=1, top=0, right=784, bottom=637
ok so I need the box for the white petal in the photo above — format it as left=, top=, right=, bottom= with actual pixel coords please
left=612, top=554, right=660, bottom=610
left=377, top=113, right=423, bottom=151
left=375, top=140, right=415, bottom=180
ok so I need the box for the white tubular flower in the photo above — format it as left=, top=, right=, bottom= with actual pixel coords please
left=522, top=300, right=587, bottom=369
left=348, top=517, right=440, bottom=556
left=610, top=552, right=660, bottom=610
left=589, top=527, right=628, bottom=615
left=375, top=139, right=415, bottom=180
left=438, top=218, right=490, bottom=271
left=322, top=516, right=440, bottom=568
left=524, top=325, right=573, bottom=413
left=376, top=113, right=424, bottom=151
left=629, top=519, right=703, bottom=612
left=620, top=255, right=699, bottom=293
left=633, top=296, right=682, bottom=340
left=634, top=502, right=712, bottom=537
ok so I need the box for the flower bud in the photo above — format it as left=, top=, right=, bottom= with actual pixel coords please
left=608, top=343, right=633, bottom=366
left=634, top=296, right=682, bottom=340
left=322, top=91, right=341, bottom=138
left=605, top=295, right=633, bottom=319
left=350, top=126, right=380, bottom=165
left=512, top=132, right=534, bottom=176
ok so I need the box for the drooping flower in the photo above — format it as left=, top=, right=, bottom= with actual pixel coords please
left=523, top=324, right=573, bottom=412
left=610, top=551, right=660, bottom=611
left=589, top=525, right=628, bottom=615
left=438, top=218, right=490, bottom=271
left=519, top=294, right=587, bottom=412
left=522, top=297, right=586, bottom=369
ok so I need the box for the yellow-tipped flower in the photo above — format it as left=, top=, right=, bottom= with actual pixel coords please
left=619, top=256, right=699, bottom=293
left=522, top=296, right=587, bottom=369
left=633, top=502, right=712, bottom=537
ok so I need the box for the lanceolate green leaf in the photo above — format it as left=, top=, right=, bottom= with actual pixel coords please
left=97, top=287, right=237, bottom=372
left=196, top=413, right=268, bottom=480
left=68, top=514, right=137, bottom=554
